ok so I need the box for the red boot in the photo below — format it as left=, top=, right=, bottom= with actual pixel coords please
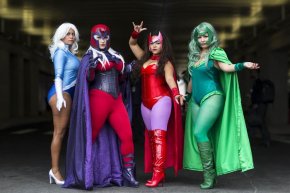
left=145, top=129, right=167, bottom=187
left=146, top=130, right=155, bottom=183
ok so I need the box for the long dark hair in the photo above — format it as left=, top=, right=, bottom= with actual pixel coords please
left=133, top=30, right=175, bottom=77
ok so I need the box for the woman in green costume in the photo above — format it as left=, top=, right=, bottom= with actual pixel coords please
left=183, top=22, right=258, bottom=189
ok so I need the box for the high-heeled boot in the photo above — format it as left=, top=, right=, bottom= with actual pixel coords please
left=197, top=142, right=216, bottom=189
left=146, top=130, right=155, bottom=183
left=145, top=129, right=167, bottom=187
left=122, top=154, right=139, bottom=187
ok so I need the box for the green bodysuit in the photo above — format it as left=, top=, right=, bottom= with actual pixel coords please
left=183, top=47, right=254, bottom=175
left=190, top=59, right=223, bottom=105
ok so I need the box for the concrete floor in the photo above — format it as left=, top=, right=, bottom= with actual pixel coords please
left=0, top=122, right=290, bottom=193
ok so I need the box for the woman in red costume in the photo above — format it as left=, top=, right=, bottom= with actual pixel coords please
left=129, top=21, right=184, bottom=187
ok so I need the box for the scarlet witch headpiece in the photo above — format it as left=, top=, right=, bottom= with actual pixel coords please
left=148, top=31, right=163, bottom=45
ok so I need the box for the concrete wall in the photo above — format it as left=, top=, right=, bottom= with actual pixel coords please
left=0, top=36, right=53, bottom=124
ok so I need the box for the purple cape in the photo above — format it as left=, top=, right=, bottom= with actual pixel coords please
left=63, top=52, right=132, bottom=190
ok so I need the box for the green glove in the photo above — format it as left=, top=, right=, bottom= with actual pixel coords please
left=234, top=62, right=245, bottom=71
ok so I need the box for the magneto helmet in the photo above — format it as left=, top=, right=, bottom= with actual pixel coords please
left=90, top=24, right=110, bottom=50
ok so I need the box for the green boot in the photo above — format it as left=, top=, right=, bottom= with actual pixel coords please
left=197, top=142, right=216, bottom=189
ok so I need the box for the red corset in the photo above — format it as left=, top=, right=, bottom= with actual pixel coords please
left=141, top=64, right=170, bottom=109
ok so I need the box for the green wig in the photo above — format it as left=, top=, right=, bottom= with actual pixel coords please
left=187, top=22, right=219, bottom=75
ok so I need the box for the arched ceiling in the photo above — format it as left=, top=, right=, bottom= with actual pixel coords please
left=1, top=0, right=290, bottom=71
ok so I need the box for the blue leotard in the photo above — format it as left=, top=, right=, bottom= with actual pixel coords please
left=47, top=46, right=80, bottom=101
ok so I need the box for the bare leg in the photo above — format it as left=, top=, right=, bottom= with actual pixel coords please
left=49, top=93, right=72, bottom=181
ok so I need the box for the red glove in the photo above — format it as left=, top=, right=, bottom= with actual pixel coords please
left=171, top=87, right=180, bottom=98
left=131, top=30, right=140, bottom=39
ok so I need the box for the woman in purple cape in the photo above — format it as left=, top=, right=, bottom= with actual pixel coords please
left=63, top=24, right=138, bottom=190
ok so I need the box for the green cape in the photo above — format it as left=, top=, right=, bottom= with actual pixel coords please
left=183, top=47, right=254, bottom=175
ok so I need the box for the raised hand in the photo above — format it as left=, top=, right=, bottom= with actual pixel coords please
left=132, top=21, right=147, bottom=33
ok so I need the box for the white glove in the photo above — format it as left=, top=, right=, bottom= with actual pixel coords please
left=55, top=77, right=66, bottom=111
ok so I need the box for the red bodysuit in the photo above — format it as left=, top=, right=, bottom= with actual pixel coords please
left=141, top=64, right=170, bottom=109
left=140, top=59, right=184, bottom=175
